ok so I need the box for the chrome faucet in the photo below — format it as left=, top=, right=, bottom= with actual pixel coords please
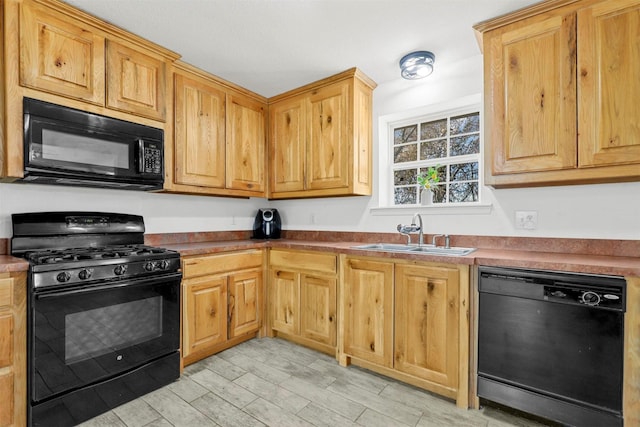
left=411, top=213, right=424, bottom=246
left=397, top=224, right=412, bottom=245
left=432, top=234, right=450, bottom=248
left=397, top=213, right=424, bottom=246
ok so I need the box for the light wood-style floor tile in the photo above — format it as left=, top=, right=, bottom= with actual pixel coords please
left=77, top=337, right=553, bottom=427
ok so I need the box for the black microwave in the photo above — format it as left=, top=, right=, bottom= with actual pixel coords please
left=22, top=97, right=164, bottom=191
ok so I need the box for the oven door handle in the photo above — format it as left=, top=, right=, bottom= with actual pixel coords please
left=35, top=272, right=182, bottom=299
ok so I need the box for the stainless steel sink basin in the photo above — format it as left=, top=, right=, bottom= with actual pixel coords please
left=351, top=243, right=476, bottom=256
left=351, top=243, right=416, bottom=252
left=408, top=246, right=476, bottom=256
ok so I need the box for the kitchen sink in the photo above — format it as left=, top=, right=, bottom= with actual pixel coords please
left=351, top=243, right=476, bottom=256
left=351, top=243, right=417, bottom=252
left=408, top=246, right=476, bottom=256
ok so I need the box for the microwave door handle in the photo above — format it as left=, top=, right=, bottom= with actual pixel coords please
left=137, top=138, right=145, bottom=174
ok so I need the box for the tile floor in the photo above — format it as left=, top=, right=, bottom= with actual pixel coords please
left=78, top=337, right=550, bottom=427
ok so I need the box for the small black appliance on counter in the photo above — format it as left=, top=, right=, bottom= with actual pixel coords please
left=252, top=208, right=281, bottom=239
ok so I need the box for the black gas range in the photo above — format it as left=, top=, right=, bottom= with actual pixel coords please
left=11, top=212, right=182, bottom=427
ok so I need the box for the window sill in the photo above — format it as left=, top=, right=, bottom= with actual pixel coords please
left=370, top=203, right=493, bottom=216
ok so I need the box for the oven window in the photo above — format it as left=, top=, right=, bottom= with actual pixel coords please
left=65, top=296, right=163, bottom=364
left=41, top=128, right=129, bottom=169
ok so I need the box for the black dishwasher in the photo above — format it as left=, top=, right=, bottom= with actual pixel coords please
left=478, top=266, right=625, bottom=427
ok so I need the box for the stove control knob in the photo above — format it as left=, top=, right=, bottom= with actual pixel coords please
left=114, top=265, right=128, bottom=276
left=56, top=272, right=71, bottom=283
left=159, top=259, right=170, bottom=270
left=144, top=261, right=156, bottom=271
left=78, top=269, right=93, bottom=280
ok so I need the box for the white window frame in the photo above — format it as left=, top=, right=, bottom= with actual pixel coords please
left=376, top=94, right=491, bottom=213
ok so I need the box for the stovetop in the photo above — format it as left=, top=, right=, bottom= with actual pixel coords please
left=11, top=212, right=182, bottom=290
left=25, top=244, right=174, bottom=266
left=24, top=244, right=181, bottom=289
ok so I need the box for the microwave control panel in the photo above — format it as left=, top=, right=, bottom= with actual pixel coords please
left=140, top=140, right=162, bottom=175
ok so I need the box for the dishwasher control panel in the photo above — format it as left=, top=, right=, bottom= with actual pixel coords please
left=544, top=284, right=624, bottom=310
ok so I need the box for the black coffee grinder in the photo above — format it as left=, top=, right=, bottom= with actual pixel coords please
left=252, top=209, right=281, bottom=239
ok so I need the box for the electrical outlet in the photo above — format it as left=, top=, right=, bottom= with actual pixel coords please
left=515, top=211, right=538, bottom=230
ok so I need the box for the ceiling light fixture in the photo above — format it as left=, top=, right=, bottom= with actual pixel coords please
left=399, top=51, right=435, bottom=80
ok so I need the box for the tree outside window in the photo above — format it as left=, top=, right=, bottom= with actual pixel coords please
left=392, top=111, right=481, bottom=206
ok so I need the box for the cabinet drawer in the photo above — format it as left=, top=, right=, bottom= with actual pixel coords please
left=270, top=250, right=336, bottom=274
left=182, top=250, right=262, bottom=278
left=0, top=279, right=12, bottom=308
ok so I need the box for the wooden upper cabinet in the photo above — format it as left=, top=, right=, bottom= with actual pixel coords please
left=226, top=93, right=266, bottom=192
left=167, top=62, right=267, bottom=197
left=476, top=0, right=640, bottom=187
left=307, top=81, right=349, bottom=190
left=270, top=96, right=306, bottom=193
left=174, top=72, right=226, bottom=188
left=19, top=2, right=106, bottom=105
left=577, top=0, right=640, bottom=167
left=106, top=41, right=166, bottom=121
left=268, top=68, right=376, bottom=199
left=488, top=13, right=577, bottom=175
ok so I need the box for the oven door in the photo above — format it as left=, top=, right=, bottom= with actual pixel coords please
left=29, top=272, right=181, bottom=403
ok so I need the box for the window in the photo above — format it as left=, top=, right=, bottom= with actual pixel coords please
left=389, top=105, right=481, bottom=206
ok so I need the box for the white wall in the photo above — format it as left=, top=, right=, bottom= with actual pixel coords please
left=2, top=54, right=639, bottom=240
left=271, top=54, right=640, bottom=241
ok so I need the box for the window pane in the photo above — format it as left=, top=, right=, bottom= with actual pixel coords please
left=420, top=139, right=446, bottom=159
left=420, top=119, right=447, bottom=140
left=394, top=144, right=417, bottom=163
left=450, top=162, right=478, bottom=181
left=450, top=113, right=480, bottom=135
left=394, top=169, right=417, bottom=185
left=394, top=125, right=417, bottom=145
left=431, top=184, right=446, bottom=203
left=451, top=135, right=480, bottom=156
left=394, top=187, right=417, bottom=204
left=449, top=182, right=479, bottom=203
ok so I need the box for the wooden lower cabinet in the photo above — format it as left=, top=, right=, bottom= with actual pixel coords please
left=268, top=249, right=338, bottom=355
left=340, top=255, right=469, bottom=408
left=394, top=264, right=460, bottom=390
left=341, top=258, right=393, bottom=368
left=0, top=272, right=26, bottom=427
left=181, top=250, right=263, bottom=366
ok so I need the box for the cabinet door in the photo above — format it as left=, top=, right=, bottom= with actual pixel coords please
left=270, top=96, right=306, bottom=193
left=228, top=269, right=262, bottom=338
left=394, top=264, right=459, bottom=388
left=307, top=81, right=350, bottom=190
left=578, top=0, right=640, bottom=167
left=174, top=73, right=226, bottom=188
left=0, top=311, right=14, bottom=426
left=226, top=93, right=266, bottom=192
left=270, top=269, right=299, bottom=335
left=487, top=13, right=576, bottom=174
left=343, top=258, right=393, bottom=368
left=20, top=3, right=105, bottom=105
left=300, top=274, right=336, bottom=346
left=106, top=41, right=166, bottom=120
left=183, top=277, right=227, bottom=358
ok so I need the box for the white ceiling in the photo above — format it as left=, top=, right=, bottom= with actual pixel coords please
left=65, top=0, right=539, bottom=98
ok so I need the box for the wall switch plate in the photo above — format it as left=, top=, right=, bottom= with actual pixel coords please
left=515, top=211, right=538, bottom=230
